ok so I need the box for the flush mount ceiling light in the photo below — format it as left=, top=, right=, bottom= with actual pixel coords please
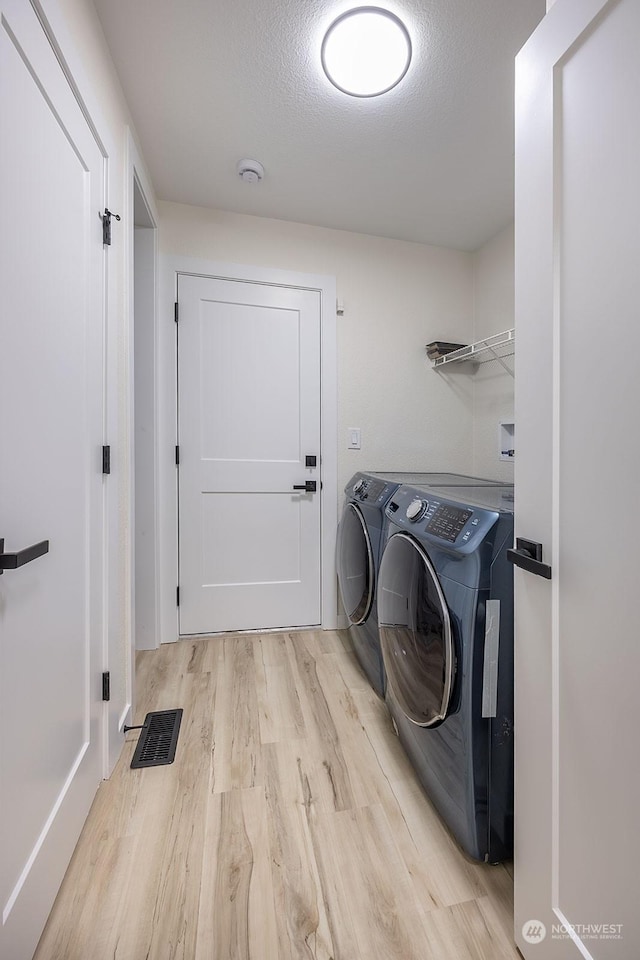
left=321, top=6, right=412, bottom=98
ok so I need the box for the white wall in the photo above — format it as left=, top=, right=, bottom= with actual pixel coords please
left=159, top=202, right=476, bottom=497
left=472, top=223, right=515, bottom=482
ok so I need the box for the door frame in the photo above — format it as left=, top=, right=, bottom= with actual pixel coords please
left=158, top=255, right=338, bottom=644
left=124, top=130, right=159, bottom=719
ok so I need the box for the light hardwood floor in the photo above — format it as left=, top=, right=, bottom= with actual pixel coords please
left=34, top=630, right=521, bottom=960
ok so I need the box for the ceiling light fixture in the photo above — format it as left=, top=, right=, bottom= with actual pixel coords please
left=321, top=6, right=412, bottom=98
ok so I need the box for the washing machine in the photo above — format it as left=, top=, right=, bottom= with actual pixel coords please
left=377, top=482, right=515, bottom=862
left=336, top=472, right=510, bottom=696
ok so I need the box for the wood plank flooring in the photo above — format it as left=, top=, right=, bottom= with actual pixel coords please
left=34, top=630, right=520, bottom=960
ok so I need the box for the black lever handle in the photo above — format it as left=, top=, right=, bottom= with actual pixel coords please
left=0, top=537, right=50, bottom=574
left=507, top=538, right=551, bottom=580
left=293, top=481, right=317, bottom=493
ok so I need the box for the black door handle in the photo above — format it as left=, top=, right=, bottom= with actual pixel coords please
left=293, top=481, right=317, bottom=493
left=507, top=538, right=552, bottom=580
left=0, top=537, right=50, bottom=574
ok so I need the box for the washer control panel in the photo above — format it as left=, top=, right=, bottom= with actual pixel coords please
left=426, top=504, right=472, bottom=543
left=386, top=486, right=502, bottom=552
left=351, top=476, right=391, bottom=503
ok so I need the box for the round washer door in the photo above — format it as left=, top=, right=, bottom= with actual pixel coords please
left=337, top=503, right=375, bottom=625
left=378, top=533, right=455, bottom=726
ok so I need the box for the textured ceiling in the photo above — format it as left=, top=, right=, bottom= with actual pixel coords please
left=94, top=0, right=545, bottom=251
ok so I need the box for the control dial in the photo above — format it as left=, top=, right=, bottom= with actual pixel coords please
left=353, top=479, right=365, bottom=495
left=406, top=498, right=428, bottom=522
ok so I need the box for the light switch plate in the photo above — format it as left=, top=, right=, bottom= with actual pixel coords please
left=348, top=427, right=361, bottom=449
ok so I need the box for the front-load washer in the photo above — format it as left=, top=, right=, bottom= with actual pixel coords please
left=336, top=472, right=510, bottom=696
left=377, top=482, right=515, bottom=862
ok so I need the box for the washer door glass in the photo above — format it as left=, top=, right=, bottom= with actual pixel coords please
left=337, top=503, right=374, bottom=625
left=378, top=533, right=455, bottom=726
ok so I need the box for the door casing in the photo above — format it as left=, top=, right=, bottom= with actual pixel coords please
left=126, top=130, right=160, bottom=671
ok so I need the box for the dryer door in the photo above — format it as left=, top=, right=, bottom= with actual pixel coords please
left=337, top=503, right=374, bottom=625
left=378, top=533, right=455, bottom=726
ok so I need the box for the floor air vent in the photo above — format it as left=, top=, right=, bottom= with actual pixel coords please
left=130, top=709, right=183, bottom=768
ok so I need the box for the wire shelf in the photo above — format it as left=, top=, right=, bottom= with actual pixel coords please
left=430, top=328, right=515, bottom=376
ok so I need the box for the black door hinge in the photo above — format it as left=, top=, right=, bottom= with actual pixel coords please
left=174, top=302, right=179, bottom=322
left=101, top=208, right=120, bottom=246
left=102, top=445, right=111, bottom=474
left=176, top=586, right=180, bottom=606
left=175, top=445, right=180, bottom=465
left=102, top=671, right=110, bottom=701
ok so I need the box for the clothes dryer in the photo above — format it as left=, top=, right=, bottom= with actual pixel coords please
left=336, top=472, right=509, bottom=696
left=377, top=482, right=515, bottom=861
left=337, top=472, right=403, bottom=695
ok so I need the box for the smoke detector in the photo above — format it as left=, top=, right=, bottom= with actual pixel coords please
left=237, top=158, right=264, bottom=183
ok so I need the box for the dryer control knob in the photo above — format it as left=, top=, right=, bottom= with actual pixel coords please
left=353, top=478, right=365, bottom=495
left=406, top=498, right=428, bottom=522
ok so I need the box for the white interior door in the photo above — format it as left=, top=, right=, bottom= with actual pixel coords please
left=0, top=2, right=105, bottom=957
left=177, top=274, right=321, bottom=634
left=514, top=0, right=640, bottom=956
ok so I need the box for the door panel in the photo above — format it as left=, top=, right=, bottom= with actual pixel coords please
left=178, top=274, right=321, bottom=634
left=0, top=2, right=104, bottom=957
left=201, top=493, right=302, bottom=584
left=199, top=301, right=302, bottom=462
left=515, top=0, right=640, bottom=956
